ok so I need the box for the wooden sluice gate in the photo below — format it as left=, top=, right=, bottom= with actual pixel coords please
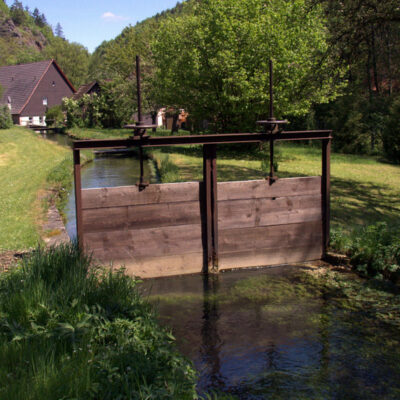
left=72, top=57, right=332, bottom=278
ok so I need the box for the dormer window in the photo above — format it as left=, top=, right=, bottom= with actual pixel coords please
left=43, top=97, right=48, bottom=106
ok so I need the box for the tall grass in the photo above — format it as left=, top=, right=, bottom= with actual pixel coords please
left=0, top=244, right=197, bottom=399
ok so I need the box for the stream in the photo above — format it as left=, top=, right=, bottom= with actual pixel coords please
left=40, top=132, right=151, bottom=238
left=142, top=267, right=400, bottom=399
left=42, top=132, right=400, bottom=399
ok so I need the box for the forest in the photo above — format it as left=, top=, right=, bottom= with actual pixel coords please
left=1, top=0, right=400, bottom=162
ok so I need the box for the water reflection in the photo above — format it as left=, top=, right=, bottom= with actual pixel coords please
left=65, top=155, right=151, bottom=239
left=143, top=267, right=400, bottom=399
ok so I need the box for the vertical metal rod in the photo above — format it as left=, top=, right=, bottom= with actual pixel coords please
left=322, top=138, right=331, bottom=256
left=136, top=55, right=142, bottom=125
left=203, top=144, right=218, bottom=273
left=211, top=145, right=218, bottom=270
left=269, top=138, right=275, bottom=181
left=269, top=59, right=274, bottom=119
left=139, top=145, right=144, bottom=186
left=73, top=149, right=83, bottom=250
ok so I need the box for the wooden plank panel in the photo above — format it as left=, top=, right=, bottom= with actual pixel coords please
left=218, top=195, right=321, bottom=229
left=82, top=181, right=201, bottom=210
left=218, top=177, right=321, bottom=201
left=91, top=252, right=204, bottom=279
left=219, top=244, right=323, bottom=271
left=219, top=221, right=322, bottom=253
left=84, top=224, right=203, bottom=258
left=82, top=200, right=201, bottom=232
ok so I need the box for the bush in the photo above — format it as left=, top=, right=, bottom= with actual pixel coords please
left=0, top=244, right=197, bottom=399
left=0, top=105, right=13, bottom=129
left=383, top=96, right=400, bottom=163
left=45, top=105, right=64, bottom=127
left=331, top=223, right=400, bottom=280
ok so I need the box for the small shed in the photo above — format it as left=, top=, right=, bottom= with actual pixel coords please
left=0, top=59, right=75, bottom=126
left=72, top=81, right=101, bottom=100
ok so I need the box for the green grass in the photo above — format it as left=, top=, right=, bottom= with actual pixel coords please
left=67, top=127, right=179, bottom=140
left=0, top=244, right=197, bottom=399
left=151, top=142, right=400, bottom=231
left=0, top=127, right=71, bottom=251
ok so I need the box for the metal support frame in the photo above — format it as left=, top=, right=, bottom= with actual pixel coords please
left=322, top=138, right=331, bottom=255
left=73, top=149, right=83, bottom=250
left=72, top=55, right=333, bottom=271
left=203, top=144, right=218, bottom=273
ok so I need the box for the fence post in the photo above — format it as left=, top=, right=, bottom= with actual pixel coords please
left=322, top=138, right=331, bottom=256
left=73, top=149, right=83, bottom=251
left=203, top=144, right=218, bottom=273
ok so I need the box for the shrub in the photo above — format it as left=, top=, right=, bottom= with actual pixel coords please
left=331, top=223, right=400, bottom=280
left=45, top=105, right=64, bottom=127
left=0, top=244, right=197, bottom=399
left=0, top=105, right=13, bottom=129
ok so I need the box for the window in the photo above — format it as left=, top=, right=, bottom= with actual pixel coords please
left=29, top=116, right=33, bottom=125
left=52, top=81, right=56, bottom=87
left=43, top=97, right=48, bottom=106
left=39, top=116, right=44, bottom=124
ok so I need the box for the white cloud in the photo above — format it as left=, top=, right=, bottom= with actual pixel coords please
left=101, top=12, right=129, bottom=22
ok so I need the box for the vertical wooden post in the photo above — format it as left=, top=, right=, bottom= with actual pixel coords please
left=73, top=149, right=83, bottom=250
left=322, top=138, right=331, bottom=256
left=203, top=144, right=218, bottom=273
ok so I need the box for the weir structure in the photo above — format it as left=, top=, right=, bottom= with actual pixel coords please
left=73, top=57, right=332, bottom=278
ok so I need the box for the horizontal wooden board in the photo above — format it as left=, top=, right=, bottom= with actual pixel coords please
left=219, top=244, right=323, bottom=271
left=218, top=195, right=321, bottom=229
left=84, top=224, right=203, bottom=259
left=82, top=181, right=201, bottom=210
left=82, top=200, right=202, bottom=232
left=219, top=221, right=322, bottom=253
left=217, top=177, right=321, bottom=201
left=93, top=252, right=205, bottom=279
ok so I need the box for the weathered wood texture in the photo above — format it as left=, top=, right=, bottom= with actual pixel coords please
left=81, top=177, right=323, bottom=277
left=217, top=177, right=323, bottom=270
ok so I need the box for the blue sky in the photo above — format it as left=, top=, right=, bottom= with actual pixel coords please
left=6, top=0, right=180, bottom=53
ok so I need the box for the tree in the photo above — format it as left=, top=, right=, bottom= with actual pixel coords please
left=44, top=37, right=90, bottom=88
left=10, top=0, right=27, bottom=25
left=32, top=8, right=47, bottom=28
left=152, top=0, right=346, bottom=132
left=55, top=23, right=64, bottom=39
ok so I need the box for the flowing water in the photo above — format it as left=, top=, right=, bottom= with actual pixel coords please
left=41, top=133, right=400, bottom=398
left=40, top=132, right=151, bottom=239
left=141, top=267, right=400, bottom=399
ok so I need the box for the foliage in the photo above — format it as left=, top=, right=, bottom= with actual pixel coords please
left=63, top=90, right=129, bottom=129
left=62, top=97, right=83, bottom=128
left=45, top=105, right=64, bottom=128
left=9, top=0, right=27, bottom=26
left=0, top=105, right=12, bottom=129
left=383, top=95, right=400, bottom=163
left=0, top=243, right=198, bottom=399
left=331, top=222, right=400, bottom=280
left=44, top=37, right=90, bottom=88
left=152, top=0, right=346, bottom=132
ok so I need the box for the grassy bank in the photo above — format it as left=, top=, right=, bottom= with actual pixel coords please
left=0, top=244, right=197, bottom=399
left=151, top=143, right=400, bottom=231
left=0, top=127, right=72, bottom=251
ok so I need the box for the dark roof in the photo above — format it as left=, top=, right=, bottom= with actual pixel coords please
left=72, top=81, right=99, bottom=100
left=0, top=59, right=75, bottom=114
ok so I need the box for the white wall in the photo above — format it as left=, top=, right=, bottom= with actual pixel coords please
left=18, top=116, right=46, bottom=126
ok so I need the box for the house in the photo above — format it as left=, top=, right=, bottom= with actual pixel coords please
left=0, top=59, right=75, bottom=126
left=72, top=81, right=101, bottom=100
